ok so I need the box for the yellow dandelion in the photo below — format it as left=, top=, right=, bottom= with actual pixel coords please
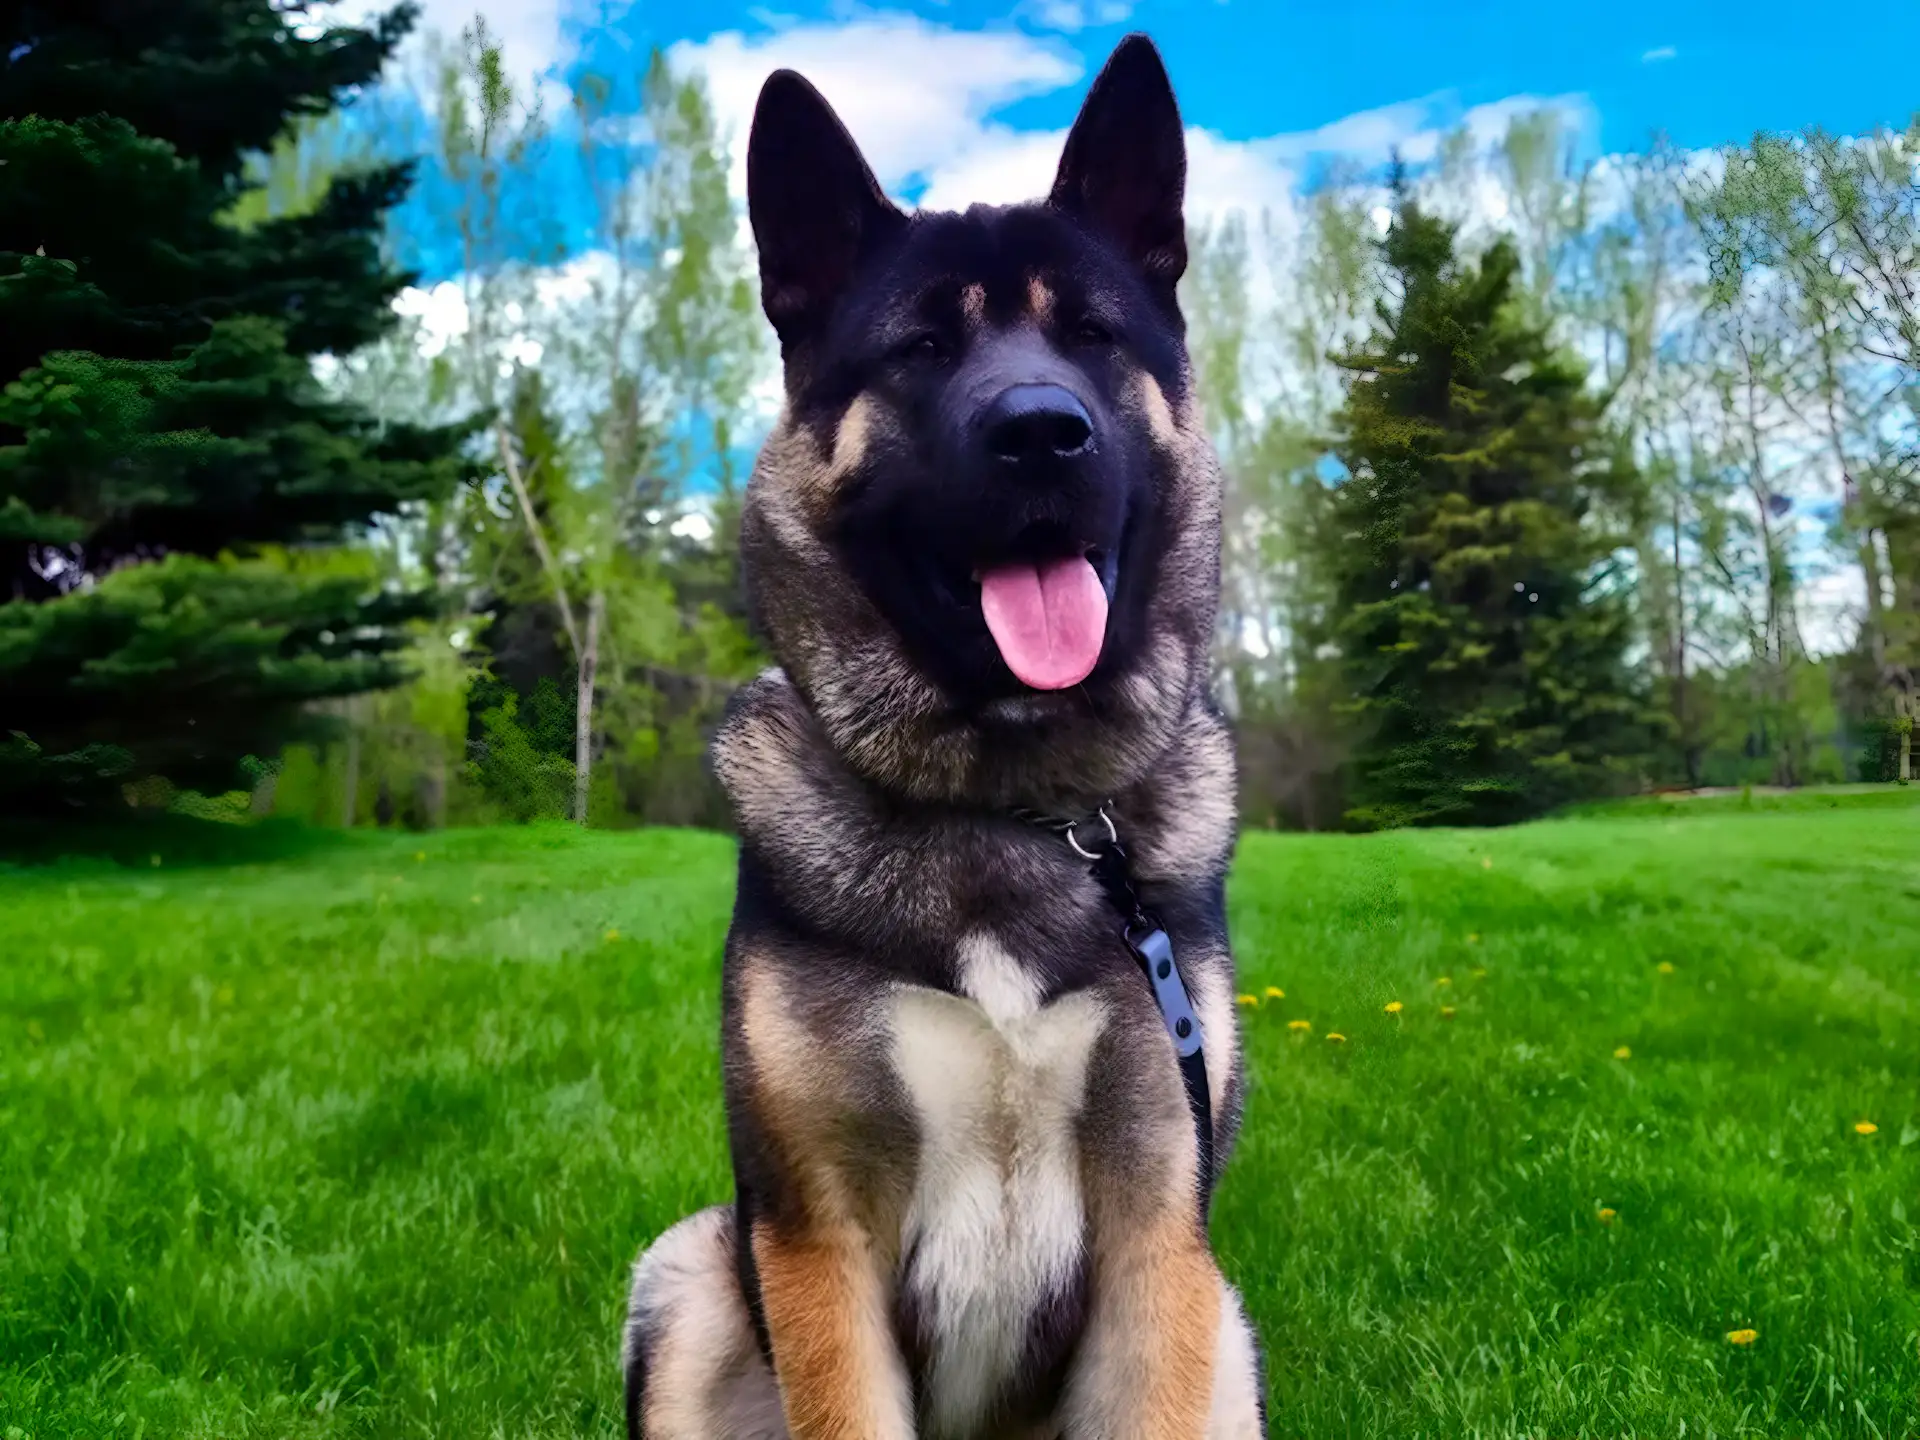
left=1326, top=1032, right=1347, bottom=1044
left=1436, top=975, right=1453, bottom=988
left=1440, top=1005, right=1457, bottom=1019
left=1854, top=1121, right=1878, bottom=1135
left=1237, top=993, right=1259, bottom=1008
left=605, top=928, right=621, bottom=942
left=1613, top=1046, right=1632, bottom=1060
left=1481, top=856, right=1493, bottom=870
left=1597, top=1207, right=1617, bottom=1225
left=1265, top=986, right=1285, bottom=1000
left=1657, top=961, right=1675, bottom=975
left=1726, top=1328, right=1758, bottom=1346
left=1384, top=1000, right=1404, bottom=1014
left=1288, top=1019, right=1311, bottom=1033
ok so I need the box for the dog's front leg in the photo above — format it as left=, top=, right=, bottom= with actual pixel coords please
left=1058, top=1007, right=1229, bottom=1440
left=751, top=1216, right=914, bottom=1440
left=1058, top=1206, right=1221, bottom=1440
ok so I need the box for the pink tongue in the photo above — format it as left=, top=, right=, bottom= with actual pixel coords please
left=978, top=555, right=1109, bottom=691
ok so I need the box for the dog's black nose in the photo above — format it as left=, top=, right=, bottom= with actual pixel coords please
left=983, top=384, right=1093, bottom=464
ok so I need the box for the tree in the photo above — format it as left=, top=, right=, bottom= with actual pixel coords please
left=381, top=27, right=765, bottom=828
left=1313, top=188, right=1654, bottom=828
left=542, top=46, right=766, bottom=825
left=0, top=0, right=475, bottom=810
left=1696, top=125, right=1920, bottom=783
left=1181, top=186, right=1380, bottom=828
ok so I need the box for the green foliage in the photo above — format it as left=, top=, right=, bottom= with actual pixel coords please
left=329, top=34, right=769, bottom=832
left=0, top=552, right=439, bottom=805
left=0, top=0, right=476, bottom=812
left=467, top=691, right=574, bottom=822
left=1314, top=194, right=1657, bottom=828
left=2, top=808, right=1917, bottom=1433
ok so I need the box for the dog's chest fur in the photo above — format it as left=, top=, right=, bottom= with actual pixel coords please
left=887, top=934, right=1106, bottom=1438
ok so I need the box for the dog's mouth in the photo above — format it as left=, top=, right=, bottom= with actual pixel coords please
left=929, top=528, right=1119, bottom=693
left=972, top=552, right=1107, bottom=691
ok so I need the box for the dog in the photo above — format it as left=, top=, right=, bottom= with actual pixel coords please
left=621, top=33, right=1264, bottom=1440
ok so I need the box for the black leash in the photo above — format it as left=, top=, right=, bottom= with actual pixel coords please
left=1012, top=804, right=1215, bottom=1219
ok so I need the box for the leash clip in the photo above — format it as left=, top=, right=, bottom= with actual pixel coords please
left=1013, top=797, right=1217, bottom=1218
left=1064, top=805, right=1118, bottom=861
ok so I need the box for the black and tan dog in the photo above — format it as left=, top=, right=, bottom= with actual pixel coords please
left=622, top=33, right=1263, bottom=1440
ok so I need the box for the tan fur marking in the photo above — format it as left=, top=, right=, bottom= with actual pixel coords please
left=1027, top=274, right=1055, bottom=327
left=1062, top=1210, right=1222, bottom=1438
left=741, top=962, right=833, bottom=1120
left=828, top=393, right=874, bottom=485
left=961, top=282, right=987, bottom=327
left=1139, top=371, right=1181, bottom=451
left=755, top=418, right=842, bottom=540
left=752, top=1220, right=914, bottom=1440
left=739, top=961, right=882, bottom=1233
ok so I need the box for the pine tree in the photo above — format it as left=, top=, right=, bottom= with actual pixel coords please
left=1315, top=192, right=1653, bottom=828
left=0, top=1, right=477, bottom=810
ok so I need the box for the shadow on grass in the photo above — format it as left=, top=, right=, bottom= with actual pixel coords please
left=0, top=813, right=372, bottom=872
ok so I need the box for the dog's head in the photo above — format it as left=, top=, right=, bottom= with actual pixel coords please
left=739, top=34, right=1222, bottom=810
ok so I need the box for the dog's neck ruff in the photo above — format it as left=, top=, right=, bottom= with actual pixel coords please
left=1013, top=802, right=1215, bottom=1223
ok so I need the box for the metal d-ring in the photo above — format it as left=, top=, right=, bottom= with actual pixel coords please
left=1065, top=805, right=1119, bottom=861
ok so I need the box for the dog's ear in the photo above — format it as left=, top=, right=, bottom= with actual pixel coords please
left=1048, top=34, right=1187, bottom=288
left=747, top=70, right=907, bottom=344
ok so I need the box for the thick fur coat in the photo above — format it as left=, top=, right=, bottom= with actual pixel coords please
left=623, top=34, right=1265, bottom=1440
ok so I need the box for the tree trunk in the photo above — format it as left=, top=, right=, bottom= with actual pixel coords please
left=340, top=722, right=360, bottom=829
left=1898, top=682, right=1915, bottom=784
left=574, top=590, right=604, bottom=825
left=498, top=423, right=582, bottom=653
left=1670, top=483, right=1697, bottom=787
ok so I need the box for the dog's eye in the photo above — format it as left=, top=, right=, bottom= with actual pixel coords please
left=895, top=333, right=948, bottom=365
left=1070, top=319, right=1114, bottom=347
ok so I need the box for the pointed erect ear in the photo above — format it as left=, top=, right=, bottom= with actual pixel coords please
left=1048, top=34, right=1187, bottom=287
left=747, top=70, right=907, bottom=343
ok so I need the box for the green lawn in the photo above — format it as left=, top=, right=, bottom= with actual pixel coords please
left=3, top=798, right=1918, bottom=1438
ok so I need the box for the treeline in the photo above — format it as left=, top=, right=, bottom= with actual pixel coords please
left=1187, top=122, right=1917, bottom=825
left=3, top=4, right=1913, bottom=832
left=285, top=22, right=771, bottom=831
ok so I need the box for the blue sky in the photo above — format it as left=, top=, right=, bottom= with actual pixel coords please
left=331, top=0, right=1888, bottom=647
left=617, top=0, right=1911, bottom=159
left=347, top=0, right=1919, bottom=285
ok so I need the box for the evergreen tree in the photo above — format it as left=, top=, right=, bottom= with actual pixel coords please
left=1314, top=191, right=1654, bottom=828
left=0, top=0, right=476, bottom=810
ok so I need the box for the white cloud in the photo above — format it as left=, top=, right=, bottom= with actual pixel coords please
left=1642, top=45, right=1678, bottom=64
left=387, top=251, right=615, bottom=367
left=911, top=122, right=1307, bottom=235
left=1799, top=564, right=1867, bottom=658
left=671, top=511, right=716, bottom=542
left=1025, top=0, right=1137, bottom=33
left=670, top=14, right=1587, bottom=260
left=911, top=126, right=1066, bottom=210
left=321, top=0, right=629, bottom=115
left=670, top=17, right=1081, bottom=198
left=1251, top=90, right=1592, bottom=171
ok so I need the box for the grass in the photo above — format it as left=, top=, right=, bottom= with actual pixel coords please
left=2, top=796, right=1917, bottom=1437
